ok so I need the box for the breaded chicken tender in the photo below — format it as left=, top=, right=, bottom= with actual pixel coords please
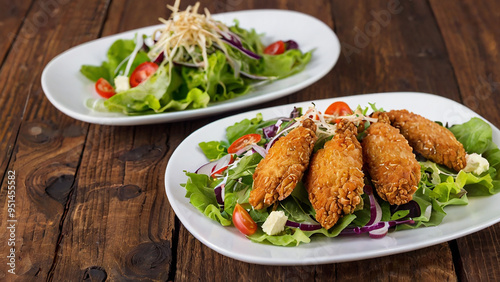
left=386, top=109, right=466, bottom=171
left=305, top=121, right=364, bottom=229
left=249, top=119, right=317, bottom=209
left=362, top=122, right=421, bottom=205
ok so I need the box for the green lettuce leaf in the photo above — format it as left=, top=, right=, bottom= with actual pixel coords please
left=183, top=172, right=231, bottom=226
left=229, top=21, right=264, bottom=54
left=199, top=141, right=228, bottom=160
left=225, top=113, right=274, bottom=144
left=248, top=215, right=356, bottom=247
left=248, top=228, right=312, bottom=246
left=80, top=38, right=149, bottom=84
left=181, top=51, right=252, bottom=102
left=96, top=65, right=211, bottom=114
left=102, top=65, right=173, bottom=113
left=449, top=117, right=492, bottom=154
left=257, top=50, right=312, bottom=78
left=449, top=117, right=500, bottom=194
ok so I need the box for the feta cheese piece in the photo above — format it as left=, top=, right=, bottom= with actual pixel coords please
left=463, top=153, right=489, bottom=175
left=262, top=211, right=288, bottom=235
left=114, top=75, right=130, bottom=92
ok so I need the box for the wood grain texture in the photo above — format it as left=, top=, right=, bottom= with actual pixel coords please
left=330, top=0, right=461, bottom=101
left=0, top=0, right=40, bottom=201
left=429, top=0, right=500, bottom=127
left=0, top=0, right=33, bottom=65
left=429, top=0, right=500, bottom=281
left=0, top=0, right=110, bottom=279
left=0, top=0, right=498, bottom=281
left=48, top=124, right=175, bottom=280
left=44, top=1, right=178, bottom=281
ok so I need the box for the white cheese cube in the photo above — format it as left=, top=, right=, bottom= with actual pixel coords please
left=262, top=211, right=288, bottom=235
left=463, top=153, right=489, bottom=175
left=114, top=75, right=130, bottom=92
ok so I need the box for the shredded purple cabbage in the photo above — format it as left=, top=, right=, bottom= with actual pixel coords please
left=285, top=40, right=299, bottom=50
left=153, top=52, right=165, bottom=65
left=285, top=220, right=322, bottom=231
left=263, top=124, right=279, bottom=139
left=214, top=184, right=224, bottom=209
left=219, top=31, right=262, bottom=60
left=289, top=107, right=300, bottom=118
left=141, top=42, right=150, bottom=52
left=341, top=220, right=415, bottom=236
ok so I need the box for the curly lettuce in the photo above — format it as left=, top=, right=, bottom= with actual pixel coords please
left=183, top=113, right=500, bottom=246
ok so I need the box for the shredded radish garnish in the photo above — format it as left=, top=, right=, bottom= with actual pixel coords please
left=148, top=0, right=233, bottom=73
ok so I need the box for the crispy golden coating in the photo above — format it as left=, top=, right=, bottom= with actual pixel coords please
left=362, top=122, right=421, bottom=205
left=371, top=111, right=390, bottom=124
left=249, top=119, right=317, bottom=210
left=385, top=109, right=466, bottom=171
left=305, top=121, right=364, bottom=229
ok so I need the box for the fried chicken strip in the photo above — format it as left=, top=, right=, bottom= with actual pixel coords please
left=305, top=121, right=364, bottom=229
left=385, top=109, right=466, bottom=171
left=362, top=121, right=421, bottom=205
left=249, top=119, right=317, bottom=210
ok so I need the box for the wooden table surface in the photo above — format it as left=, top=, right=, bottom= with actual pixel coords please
left=1, top=0, right=499, bottom=281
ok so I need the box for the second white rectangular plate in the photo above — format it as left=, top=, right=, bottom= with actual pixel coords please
left=165, top=92, right=500, bottom=265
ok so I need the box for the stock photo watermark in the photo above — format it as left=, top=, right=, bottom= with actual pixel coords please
left=9, top=0, right=72, bottom=42
left=341, top=0, right=405, bottom=63
left=213, top=0, right=243, bottom=13
left=6, top=170, right=17, bottom=275
left=463, top=74, right=499, bottom=111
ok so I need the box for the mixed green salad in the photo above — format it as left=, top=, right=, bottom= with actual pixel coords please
left=80, top=1, right=311, bottom=115
left=182, top=102, right=500, bottom=246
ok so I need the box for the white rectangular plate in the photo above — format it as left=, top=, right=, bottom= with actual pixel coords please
left=41, top=9, right=339, bottom=125
left=165, top=92, right=500, bottom=265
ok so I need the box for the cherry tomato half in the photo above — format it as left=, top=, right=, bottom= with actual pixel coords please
left=129, top=62, right=159, bottom=87
left=95, top=78, right=115, bottom=98
left=233, top=203, right=257, bottom=236
left=227, top=134, right=262, bottom=154
left=264, top=40, right=286, bottom=55
left=210, top=155, right=235, bottom=178
left=325, top=101, right=353, bottom=123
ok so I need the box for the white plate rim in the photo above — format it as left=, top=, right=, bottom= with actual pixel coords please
left=165, top=91, right=500, bottom=265
left=41, top=9, right=340, bottom=126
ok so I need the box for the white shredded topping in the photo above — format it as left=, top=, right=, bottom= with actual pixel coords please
left=125, top=35, right=144, bottom=75
left=148, top=0, right=232, bottom=72
left=294, top=103, right=377, bottom=138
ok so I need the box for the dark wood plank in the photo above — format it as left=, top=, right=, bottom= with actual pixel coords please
left=0, top=0, right=35, bottom=196
left=48, top=125, right=175, bottom=280
left=0, top=0, right=33, bottom=66
left=429, top=1, right=500, bottom=281
left=46, top=1, right=181, bottom=280
left=101, top=0, right=169, bottom=36
left=1, top=0, right=496, bottom=281
left=0, top=0, right=110, bottom=280
left=330, top=0, right=462, bottom=101
left=429, top=0, right=500, bottom=127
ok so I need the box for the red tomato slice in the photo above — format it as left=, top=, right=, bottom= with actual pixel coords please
left=233, top=203, right=257, bottom=235
left=227, top=134, right=262, bottom=154
left=264, top=40, right=286, bottom=55
left=95, top=78, right=115, bottom=98
left=210, top=155, right=235, bottom=178
left=129, top=62, right=159, bottom=87
left=325, top=101, right=353, bottom=123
